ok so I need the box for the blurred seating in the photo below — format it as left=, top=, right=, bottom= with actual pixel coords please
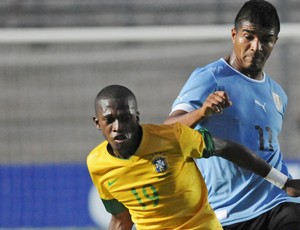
left=1, top=0, right=299, bottom=27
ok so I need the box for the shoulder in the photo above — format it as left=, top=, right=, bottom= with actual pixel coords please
left=142, top=122, right=187, bottom=131
left=141, top=123, right=192, bottom=139
left=188, top=59, right=230, bottom=87
left=142, top=123, right=180, bottom=134
left=265, top=75, right=287, bottom=100
left=191, top=59, right=226, bottom=76
left=86, top=141, right=108, bottom=168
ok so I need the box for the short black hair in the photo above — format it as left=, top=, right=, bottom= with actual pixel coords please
left=94, top=84, right=137, bottom=113
left=234, top=0, right=280, bottom=35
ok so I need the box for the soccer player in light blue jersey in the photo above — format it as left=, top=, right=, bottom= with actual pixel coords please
left=165, top=1, right=300, bottom=229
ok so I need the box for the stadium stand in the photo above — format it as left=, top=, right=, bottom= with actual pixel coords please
left=0, top=0, right=299, bottom=27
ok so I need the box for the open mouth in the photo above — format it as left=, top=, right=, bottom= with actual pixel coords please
left=114, top=134, right=128, bottom=143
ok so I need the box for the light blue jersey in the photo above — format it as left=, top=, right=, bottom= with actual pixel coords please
left=171, top=58, right=300, bottom=226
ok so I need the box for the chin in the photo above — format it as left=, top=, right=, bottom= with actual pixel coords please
left=249, top=64, right=263, bottom=72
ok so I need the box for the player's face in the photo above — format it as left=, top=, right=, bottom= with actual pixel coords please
left=231, top=20, right=278, bottom=77
left=94, top=96, right=140, bottom=158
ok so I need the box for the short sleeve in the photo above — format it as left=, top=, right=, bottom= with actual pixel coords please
left=171, top=67, right=218, bottom=112
left=102, top=198, right=127, bottom=215
left=197, top=128, right=215, bottom=158
left=177, top=124, right=206, bottom=159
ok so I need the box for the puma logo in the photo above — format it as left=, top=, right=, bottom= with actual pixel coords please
left=254, top=100, right=267, bottom=112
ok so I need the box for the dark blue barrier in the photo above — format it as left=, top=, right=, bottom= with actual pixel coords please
left=1, top=161, right=300, bottom=228
left=0, top=163, right=95, bottom=227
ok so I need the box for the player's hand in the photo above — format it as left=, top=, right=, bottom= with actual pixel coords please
left=283, top=179, right=300, bottom=197
left=202, top=91, right=232, bottom=117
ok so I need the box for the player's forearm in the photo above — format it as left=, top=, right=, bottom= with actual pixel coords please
left=214, top=138, right=271, bottom=178
left=164, top=109, right=206, bottom=128
left=108, top=211, right=134, bottom=230
left=108, top=221, right=133, bottom=230
left=214, top=138, right=291, bottom=190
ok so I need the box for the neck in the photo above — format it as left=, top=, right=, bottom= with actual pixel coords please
left=225, top=55, right=264, bottom=80
left=107, top=145, right=131, bottom=159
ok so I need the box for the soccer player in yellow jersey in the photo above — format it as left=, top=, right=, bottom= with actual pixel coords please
left=87, top=85, right=300, bottom=230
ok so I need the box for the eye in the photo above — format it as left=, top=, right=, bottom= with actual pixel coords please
left=244, top=33, right=254, bottom=40
left=120, top=115, right=132, bottom=122
left=261, top=37, right=274, bottom=44
left=104, top=116, right=114, bottom=124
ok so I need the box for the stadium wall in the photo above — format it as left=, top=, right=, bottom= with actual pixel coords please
left=1, top=162, right=300, bottom=228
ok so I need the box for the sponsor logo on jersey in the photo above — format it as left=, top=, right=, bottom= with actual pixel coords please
left=254, top=99, right=267, bottom=112
left=152, top=156, right=168, bottom=173
left=108, top=178, right=119, bottom=186
left=272, top=92, right=282, bottom=112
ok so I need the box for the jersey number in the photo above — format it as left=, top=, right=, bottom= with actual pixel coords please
left=255, top=125, right=274, bottom=151
left=131, top=184, right=159, bottom=209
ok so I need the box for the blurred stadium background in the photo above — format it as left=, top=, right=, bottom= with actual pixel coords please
left=1, top=0, right=300, bottom=229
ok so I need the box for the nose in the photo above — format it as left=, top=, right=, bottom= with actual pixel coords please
left=251, top=38, right=262, bottom=51
left=112, top=119, right=123, bottom=132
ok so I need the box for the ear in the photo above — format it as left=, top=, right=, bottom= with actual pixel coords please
left=136, top=111, right=140, bottom=122
left=93, top=116, right=101, bottom=130
left=231, top=28, right=237, bottom=43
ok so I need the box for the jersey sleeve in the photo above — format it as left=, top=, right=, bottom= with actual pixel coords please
left=86, top=150, right=114, bottom=201
left=171, top=67, right=218, bottom=113
left=197, top=128, right=215, bottom=158
left=101, top=198, right=128, bottom=215
left=177, top=124, right=215, bottom=159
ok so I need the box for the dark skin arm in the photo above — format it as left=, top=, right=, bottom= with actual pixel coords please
left=213, top=137, right=271, bottom=178
left=164, top=91, right=232, bottom=128
left=284, top=180, right=300, bottom=197
left=213, top=137, right=300, bottom=197
left=108, top=209, right=134, bottom=230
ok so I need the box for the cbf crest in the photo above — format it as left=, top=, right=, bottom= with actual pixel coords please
left=272, top=92, right=282, bottom=112
left=152, top=156, right=168, bottom=173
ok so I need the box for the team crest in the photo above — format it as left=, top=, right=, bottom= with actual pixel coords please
left=152, top=156, right=168, bottom=173
left=272, top=92, right=282, bottom=112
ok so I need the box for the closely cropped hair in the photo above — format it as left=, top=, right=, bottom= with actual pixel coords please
left=234, top=0, right=280, bottom=35
left=94, top=85, right=137, bottom=113
left=96, top=85, right=135, bottom=100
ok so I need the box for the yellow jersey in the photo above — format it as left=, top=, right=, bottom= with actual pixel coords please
left=87, top=123, right=222, bottom=230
